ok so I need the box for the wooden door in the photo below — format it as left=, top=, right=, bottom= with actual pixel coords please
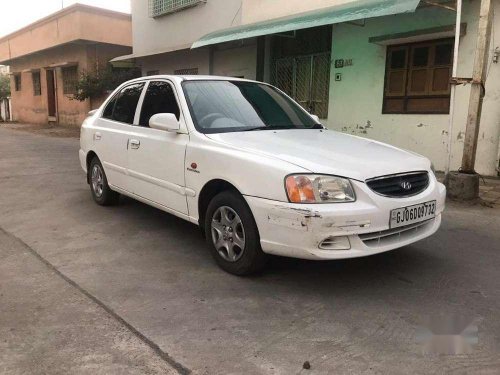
left=46, top=69, right=57, bottom=119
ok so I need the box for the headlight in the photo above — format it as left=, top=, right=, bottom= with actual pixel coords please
left=285, top=174, right=356, bottom=203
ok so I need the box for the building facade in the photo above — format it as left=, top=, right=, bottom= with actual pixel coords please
left=0, top=4, right=132, bottom=126
left=115, top=0, right=499, bottom=176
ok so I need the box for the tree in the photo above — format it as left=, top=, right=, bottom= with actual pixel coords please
left=0, top=74, right=10, bottom=100
left=73, top=64, right=141, bottom=102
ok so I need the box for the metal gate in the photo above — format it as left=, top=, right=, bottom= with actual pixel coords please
left=273, top=53, right=331, bottom=119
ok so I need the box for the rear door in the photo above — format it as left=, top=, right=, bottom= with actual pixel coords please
left=92, top=82, right=145, bottom=191
left=127, top=80, right=189, bottom=215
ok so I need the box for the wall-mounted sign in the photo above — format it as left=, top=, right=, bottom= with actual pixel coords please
left=334, top=59, right=353, bottom=68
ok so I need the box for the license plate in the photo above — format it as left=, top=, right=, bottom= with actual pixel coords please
left=390, top=200, right=436, bottom=229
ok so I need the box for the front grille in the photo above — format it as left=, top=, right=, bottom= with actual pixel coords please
left=366, top=172, right=429, bottom=197
left=359, top=219, right=435, bottom=248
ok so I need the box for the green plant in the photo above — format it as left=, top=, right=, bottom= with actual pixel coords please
left=73, top=65, right=141, bottom=101
left=0, top=74, right=10, bottom=100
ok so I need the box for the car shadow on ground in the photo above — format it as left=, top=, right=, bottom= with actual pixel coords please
left=115, top=194, right=443, bottom=294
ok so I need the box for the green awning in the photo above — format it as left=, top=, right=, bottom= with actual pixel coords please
left=192, top=0, right=421, bottom=49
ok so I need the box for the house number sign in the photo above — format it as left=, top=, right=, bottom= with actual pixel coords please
left=334, top=59, right=353, bottom=68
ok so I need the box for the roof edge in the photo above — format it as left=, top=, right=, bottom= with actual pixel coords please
left=111, top=43, right=193, bottom=62
left=0, top=3, right=131, bottom=43
left=0, top=40, right=132, bottom=66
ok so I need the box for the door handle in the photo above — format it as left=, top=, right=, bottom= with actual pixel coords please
left=129, top=139, right=140, bottom=149
left=94, top=132, right=102, bottom=141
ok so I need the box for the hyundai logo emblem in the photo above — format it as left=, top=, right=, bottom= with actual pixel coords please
left=400, top=181, right=412, bottom=190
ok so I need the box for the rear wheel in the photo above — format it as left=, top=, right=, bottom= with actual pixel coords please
left=205, top=191, right=267, bottom=275
left=89, top=157, right=119, bottom=206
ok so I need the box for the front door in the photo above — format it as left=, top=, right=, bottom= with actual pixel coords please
left=127, top=80, right=189, bottom=215
left=46, top=69, right=57, bottom=120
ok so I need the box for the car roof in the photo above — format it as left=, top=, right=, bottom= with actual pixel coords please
left=127, top=75, right=256, bottom=84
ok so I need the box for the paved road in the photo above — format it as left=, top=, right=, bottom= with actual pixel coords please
left=0, top=126, right=499, bottom=374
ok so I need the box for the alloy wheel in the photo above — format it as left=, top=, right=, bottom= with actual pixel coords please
left=91, top=164, right=104, bottom=198
left=211, top=206, right=246, bottom=262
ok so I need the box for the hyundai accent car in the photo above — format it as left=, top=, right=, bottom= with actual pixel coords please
left=79, top=76, right=446, bottom=275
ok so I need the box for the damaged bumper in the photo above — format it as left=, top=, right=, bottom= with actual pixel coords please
left=244, top=178, right=446, bottom=260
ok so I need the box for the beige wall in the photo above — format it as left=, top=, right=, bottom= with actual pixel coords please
left=131, top=0, right=242, bottom=55
left=0, top=5, right=131, bottom=63
left=137, top=41, right=257, bottom=80
left=138, top=48, right=211, bottom=76
left=212, top=43, right=257, bottom=79
left=242, top=0, right=355, bottom=24
left=9, top=43, right=131, bottom=126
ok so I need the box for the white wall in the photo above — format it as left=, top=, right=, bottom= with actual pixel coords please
left=242, top=0, right=357, bottom=24
left=131, top=0, right=243, bottom=55
left=326, top=1, right=500, bottom=176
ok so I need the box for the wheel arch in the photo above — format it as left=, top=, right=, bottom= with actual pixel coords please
left=198, top=179, right=242, bottom=230
left=85, top=150, right=99, bottom=184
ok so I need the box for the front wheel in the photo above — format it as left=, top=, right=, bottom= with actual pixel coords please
left=205, top=191, right=267, bottom=275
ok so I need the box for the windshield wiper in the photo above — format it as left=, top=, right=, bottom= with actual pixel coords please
left=242, top=125, right=302, bottom=132
left=243, top=124, right=324, bottom=131
left=242, top=126, right=269, bottom=131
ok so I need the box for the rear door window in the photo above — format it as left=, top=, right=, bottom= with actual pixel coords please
left=139, top=81, right=180, bottom=127
left=110, top=82, right=145, bottom=124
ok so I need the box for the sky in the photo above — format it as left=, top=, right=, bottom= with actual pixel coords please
left=0, top=0, right=131, bottom=38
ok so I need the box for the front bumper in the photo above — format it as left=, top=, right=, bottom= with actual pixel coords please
left=245, top=175, right=446, bottom=260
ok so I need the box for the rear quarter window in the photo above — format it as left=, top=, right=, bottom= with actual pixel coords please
left=102, top=96, right=117, bottom=119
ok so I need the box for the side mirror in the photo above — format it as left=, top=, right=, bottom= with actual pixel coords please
left=310, top=114, right=320, bottom=123
left=149, top=113, right=180, bottom=132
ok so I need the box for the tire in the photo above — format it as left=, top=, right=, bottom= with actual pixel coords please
left=204, top=190, right=267, bottom=275
left=89, top=157, right=119, bottom=206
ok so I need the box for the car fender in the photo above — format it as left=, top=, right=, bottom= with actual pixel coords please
left=184, top=133, right=309, bottom=223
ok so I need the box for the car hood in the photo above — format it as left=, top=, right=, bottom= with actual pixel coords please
left=205, top=129, right=430, bottom=181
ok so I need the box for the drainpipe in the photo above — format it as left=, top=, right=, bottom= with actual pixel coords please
left=445, top=0, right=462, bottom=175
left=460, top=0, right=493, bottom=173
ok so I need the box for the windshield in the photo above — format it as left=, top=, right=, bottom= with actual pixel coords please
left=182, top=80, right=320, bottom=133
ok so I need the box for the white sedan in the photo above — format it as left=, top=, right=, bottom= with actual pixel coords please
left=79, top=76, right=446, bottom=275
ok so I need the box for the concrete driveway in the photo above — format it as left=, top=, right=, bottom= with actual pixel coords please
left=0, top=126, right=499, bottom=374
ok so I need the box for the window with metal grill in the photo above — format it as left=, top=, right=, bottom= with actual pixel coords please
left=32, top=71, right=41, bottom=96
left=62, top=66, right=78, bottom=95
left=149, top=0, right=206, bottom=17
left=14, top=74, right=21, bottom=91
left=174, top=68, right=198, bottom=75
left=383, top=39, right=453, bottom=114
